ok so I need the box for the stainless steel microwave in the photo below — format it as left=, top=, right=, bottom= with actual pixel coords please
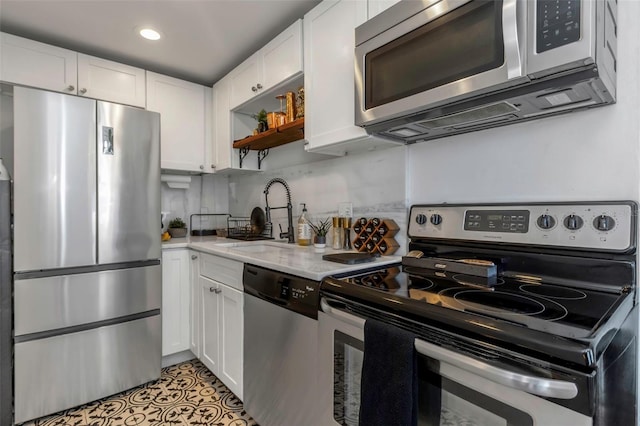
left=355, top=0, right=617, bottom=143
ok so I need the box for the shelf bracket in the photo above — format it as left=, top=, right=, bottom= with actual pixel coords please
left=258, top=149, right=270, bottom=170
left=239, top=146, right=250, bottom=169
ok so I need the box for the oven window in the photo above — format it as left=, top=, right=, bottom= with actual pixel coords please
left=333, top=331, right=534, bottom=426
left=365, top=0, right=505, bottom=109
left=334, top=331, right=364, bottom=426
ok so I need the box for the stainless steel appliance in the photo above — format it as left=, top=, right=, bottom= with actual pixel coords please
left=320, top=201, right=637, bottom=425
left=7, top=86, right=161, bottom=424
left=355, top=0, right=618, bottom=142
left=243, top=264, right=320, bottom=426
left=0, top=178, right=12, bottom=426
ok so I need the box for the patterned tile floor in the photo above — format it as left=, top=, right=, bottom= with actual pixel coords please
left=22, top=359, right=257, bottom=426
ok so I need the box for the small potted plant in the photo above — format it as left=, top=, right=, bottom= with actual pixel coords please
left=309, top=217, right=331, bottom=248
left=168, top=217, right=187, bottom=238
left=252, top=109, right=268, bottom=133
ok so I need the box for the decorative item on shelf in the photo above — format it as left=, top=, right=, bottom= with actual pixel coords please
left=309, top=217, right=331, bottom=248
left=252, top=109, right=268, bottom=133
left=295, top=86, right=304, bottom=119
left=285, top=91, right=296, bottom=123
left=352, top=217, right=400, bottom=255
left=168, top=217, right=187, bottom=238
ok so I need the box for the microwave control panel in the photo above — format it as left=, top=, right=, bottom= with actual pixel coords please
left=536, top=0, right=581, bottom=53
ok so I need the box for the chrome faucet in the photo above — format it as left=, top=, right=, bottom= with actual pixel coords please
left=264, top=178, right=295, bottom=243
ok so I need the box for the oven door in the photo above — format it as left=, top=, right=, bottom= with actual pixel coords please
left=355, top=0, right=527, bottom=127
left=318, top=297, right=592, bottom=426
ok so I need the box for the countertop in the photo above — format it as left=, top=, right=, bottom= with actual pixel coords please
left=163, top=236, right=401, bottom=281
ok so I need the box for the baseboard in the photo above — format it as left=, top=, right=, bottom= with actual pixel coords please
left=161, top=350, right=196, bottom=368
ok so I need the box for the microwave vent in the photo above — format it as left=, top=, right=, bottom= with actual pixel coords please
left=415, top=102, right=519, bottom=130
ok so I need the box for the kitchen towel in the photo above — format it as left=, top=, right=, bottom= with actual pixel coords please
left=359, top=318, right=418, bottom=426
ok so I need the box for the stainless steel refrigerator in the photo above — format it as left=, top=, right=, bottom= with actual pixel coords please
left=9, top=86, right=162, bottom=424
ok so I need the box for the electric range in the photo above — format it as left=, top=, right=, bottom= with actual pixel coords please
left=320, top=201, right=638, bottom=425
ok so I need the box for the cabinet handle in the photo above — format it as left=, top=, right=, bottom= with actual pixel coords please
left=251, top=86, right=258, bottom=93
left=211, top=164, right=215, bottom=169
left=209, top=287, right=216, bottom=292
left=214, top=288, right=222, bottom=294
left=191, top=255, right=198, bottom=260
left=79, top=88, right=87, bottom=94
left=256, top=83, right=263, bottom=90
left=67, top=85, right=75, bottom=91
left=199, top=165, right=204, bottom=170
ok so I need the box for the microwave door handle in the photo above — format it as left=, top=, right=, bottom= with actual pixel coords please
left=414, top=339, right=578, bottom=400
left=320, top=297, right=366, bottom=328
left=502, top=0, right=524, bottom=79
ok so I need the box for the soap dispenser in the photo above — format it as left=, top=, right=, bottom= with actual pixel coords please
left=297, top=203, right=312, bottom=246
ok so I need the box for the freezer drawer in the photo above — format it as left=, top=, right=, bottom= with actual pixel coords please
left=14, top=265, right=161, bottom=336
left=14, top=314, right=161, bottom=424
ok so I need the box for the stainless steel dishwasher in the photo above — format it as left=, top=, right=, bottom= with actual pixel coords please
left=243, top=264, right=320, bottom=426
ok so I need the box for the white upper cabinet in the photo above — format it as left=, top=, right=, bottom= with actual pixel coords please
left=229, top=19, right=303, bottom=109
left=1, top=32, right=77, bottom=95
left=367, top=0, right=401, bottom=19
left=77, top=54, right=146, bottom=107
left=212, top=76, right=233, bottom=171
left=303, top=1, right=369, bottom=155
left=1, top=33, right=146, bottom=107
left=146, top=71, right=211, bottom=173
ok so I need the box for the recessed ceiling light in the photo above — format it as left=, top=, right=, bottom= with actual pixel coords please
left=139, top=28, right=161, bottom=41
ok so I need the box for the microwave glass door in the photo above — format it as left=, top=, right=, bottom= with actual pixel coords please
left=365, top=0, right=505, bottom=110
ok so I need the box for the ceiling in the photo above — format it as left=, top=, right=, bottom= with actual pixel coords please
left=0, top=0, right=321, bottom=86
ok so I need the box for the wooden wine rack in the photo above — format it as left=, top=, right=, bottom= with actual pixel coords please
left=352, top=218, right=400, bottom=256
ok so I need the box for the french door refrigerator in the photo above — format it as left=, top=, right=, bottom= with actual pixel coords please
left=11, top=86, right=161, bottom=424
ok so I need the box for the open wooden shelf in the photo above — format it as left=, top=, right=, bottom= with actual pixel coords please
left=233, top=118, right=304, bottom=151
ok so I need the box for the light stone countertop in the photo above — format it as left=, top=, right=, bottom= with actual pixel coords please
left=163, top=236, right=401, bottom=281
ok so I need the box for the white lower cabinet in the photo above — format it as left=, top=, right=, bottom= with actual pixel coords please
left=189, top=250, right=201, bottom=358
left=161, top=249, right=190, bottom=356
left=197, top=253, right=244, bottom=400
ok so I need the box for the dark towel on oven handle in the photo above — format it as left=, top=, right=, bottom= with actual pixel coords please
left=358, top=317, right=418, bottom=426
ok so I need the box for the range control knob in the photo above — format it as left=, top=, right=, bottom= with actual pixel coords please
left=593, top=215, right=615, bottom=231
left=564, top=214, right=584, bottom=230
left=536, top=214, right=556, bottom=230
left=430, top=214, right=443, bottom=226
left=415, top=214, right=428, bottom=225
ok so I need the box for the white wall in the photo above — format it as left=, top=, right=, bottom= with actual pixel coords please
left=161, top=174, right=229, bottom=232
left=407, top=0, right=640, bottom=205
left=227, top=145, right=407, bottom=251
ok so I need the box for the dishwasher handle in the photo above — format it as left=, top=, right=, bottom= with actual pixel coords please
left=320, top=297, right=579, bottom=400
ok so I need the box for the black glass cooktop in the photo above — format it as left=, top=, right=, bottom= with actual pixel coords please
left=331, top=265, right=628, bottom=340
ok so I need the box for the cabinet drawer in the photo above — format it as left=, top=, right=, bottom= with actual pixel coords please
left=200, top=253, right=243, bottom=290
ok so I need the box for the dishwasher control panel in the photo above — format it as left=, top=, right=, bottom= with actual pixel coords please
left=243, top=265, right=320, bottom=319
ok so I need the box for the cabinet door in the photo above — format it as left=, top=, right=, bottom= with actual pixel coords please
left=77, top=53, right=146, bottom=107
left=146, top=71, right=207, bottom=172
left=0, top=32, right=77, bottom=94
left=261, top=19, right=303, bottom=92
left=304, top=0, right=369, bottom=153
left=189, top=251, right=201, bottom=358
left=228, top=52, right=261, bottom=109
left=220, top=285, right=243, bottom=400
left=212, top=77, right=233, bottom=171
left=200, top=276, right=220, bottom=375
left=161, top=249, right=190, bottom=356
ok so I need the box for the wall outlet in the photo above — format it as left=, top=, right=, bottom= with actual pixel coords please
left=338, top=202, right=353, bottom=218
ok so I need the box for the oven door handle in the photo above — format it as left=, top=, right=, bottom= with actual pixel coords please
left=321, top=297, right=366, bottom=328
left=321, top=298, right=578, bottom=400
left=414, top=339, right=578, bottom=400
